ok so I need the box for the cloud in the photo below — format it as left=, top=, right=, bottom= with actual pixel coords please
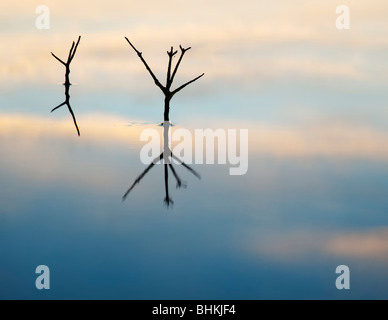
left=1, top=0, right=388, bottom=89
left=2, top=114, right=388, bottom=163
left=325, top=229, right=388, bottom=259
left=0, top=113, right=148, bottom=144
left=244, top=120, right=388, bottom=160
left=248, top=227, right=388, bottom=263
left=0, top=113, right=159, bottom=189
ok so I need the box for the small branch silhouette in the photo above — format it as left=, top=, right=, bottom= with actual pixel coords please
left=51, top=36, right=81, bottom=136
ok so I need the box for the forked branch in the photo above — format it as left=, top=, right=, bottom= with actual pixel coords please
left=169, top=45, right=191, bottom=87
left=125, top=38, right=204, bottom=98
left=51, top=36, right=82, bottom=136
left=52, top=36, right=81, bottom=67
left=166, top=47, right=178, bottom=87
left=70, top=36, right=81, bottom=62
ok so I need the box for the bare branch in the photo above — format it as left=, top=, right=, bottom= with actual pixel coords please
left=67, top=41, right=75, bottom=63
left=125, top=37, right=165, bottom=93
left=51, top=52, right=66, bottom=65
left=125, top=37, right=142, bottom=55
left=170, top=46, right=191, bottom=86
left=122, top=153, right=164, bottom=201
left=67, top=103, right=80, bottom=136
left=51, top=101, right=66, bottom=112
left=166, top=47, right=178, bottom=88
left=70, top=36, right=81, bottom=62
left=51, top=36, right=82, bottom=137
left=169, top=164, right=186, bottom=189
left=164, top=164, right=173, bottom=207
left=171, top=153, right=201, bottom=179
left=172, top=73, right=204, bottom=96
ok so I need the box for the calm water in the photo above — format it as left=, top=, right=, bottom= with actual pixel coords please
left=1, top=0, right=388, bottom=300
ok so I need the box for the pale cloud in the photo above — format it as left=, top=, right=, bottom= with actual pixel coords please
left=2, top=114, right=388, bottom=162
left=325, top=229, right=388, bottom=260
left=0, top=113, right=154, bottom=145
left=248, top=121, right=388, bottom=160
left=248, top=227, right=388, bottom=263
left=0, top=114, right=158, bottom=188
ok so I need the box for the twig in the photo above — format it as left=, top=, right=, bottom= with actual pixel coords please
left=171, top=152, right=201, bottom=179
left=70, top=36, right=81, bottom=62
left=125, top=37, right=165, bottom=93
left=51, top=52, right=65, bottom=65
left=168, top=164, right=186, bottom=189
left=51, top=101, right=66, bottom=113
left=164, top=164, right=173, bottom=207
left=122, top=153, right=163, bottom=201
left=67, top=104, right=80, bottom=137
left=169, top=46, right=191, bottom=88
left=172, top=73, right=205, bottom=96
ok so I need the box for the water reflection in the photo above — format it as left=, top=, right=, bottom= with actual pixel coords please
left=123, top=122, right=200, bottom=207
left=51, top=36, right=81, bottom=136
left=1, top=112, right=388, bottom=299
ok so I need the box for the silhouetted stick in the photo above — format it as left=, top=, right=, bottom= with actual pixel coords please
left=51, top=101, right=66, bottom=113
left=51, top=36, right=82, bottom=136
left=123, top=40, right=203, bottom=206
left=125, top=37, right=165, bottom=93
left=166, top=47, right=178, bottom=87
left=168, top=164, right=186, bottom=189
left=51, top=53, right=65, bottom=65
left=67, top=104, right=80, bottom=137
left=70, top=36, right=81, bottom=62
left=68, top=41, right=75, bottom=62
left=122, top=153, right=163, bottom=201
left=164, top=163, right=173, bottom=207
left=125, top=38, right=204, bottom=122
left=172, top=73, right=205, bottom=96
left=171, top=152, right=201, bottom=179
left=169, top=46, right=191, bottom=88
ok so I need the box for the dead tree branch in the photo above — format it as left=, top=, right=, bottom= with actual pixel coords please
left=123, top=39, right=203, bottom=206
left=125, top=37, right=165, bottom=93
left=172, top=73, right=205, bottom=96
left=164, top=164, right=173, bottom=207
left=51, top=36, right=82, bottom=136
left=124, top=37, right=204, bottom=121
left=169, top=164, right=186, bottom=189
left=169, top=45, right=191, bottom=88
left=166, top=47, right=178, bottom=87
left=171, top=152, right=201, bottom=179
left=51, top=53, right=65, bottom=65
left=122, top=153, right=163, bottom=201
